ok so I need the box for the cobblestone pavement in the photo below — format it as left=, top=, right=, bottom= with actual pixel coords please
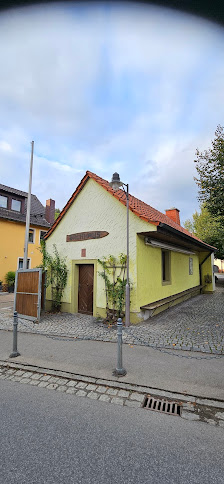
left=0, top=363, right=144, bottom=409
left=0, top=286, right=224, bottom=354
left=1, top=362, right=224, bottom=426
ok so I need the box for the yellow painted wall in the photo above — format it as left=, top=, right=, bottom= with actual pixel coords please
left=45, top=178, right=156, bottom=316
left=0, top=219, right=47, bottom=283
left=45, top=178, right=214, bottom=321
left=136, top=235, right=201, bottom=307
left=199, top=251, right=214, bottom=292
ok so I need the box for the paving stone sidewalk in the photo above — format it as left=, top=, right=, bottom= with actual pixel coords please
left=0, top=287, right=224, bottom=354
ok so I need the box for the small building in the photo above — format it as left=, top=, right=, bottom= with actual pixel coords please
left=0, top=183, right=55, bottom=286
left=214, top=258, right=224, bottom=273
left=44, top=171, right=215, bottom=323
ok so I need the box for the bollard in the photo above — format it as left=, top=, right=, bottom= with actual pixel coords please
left=9, top=311, right=21, bottom=358
left=113, top=318, right=127, bottom=376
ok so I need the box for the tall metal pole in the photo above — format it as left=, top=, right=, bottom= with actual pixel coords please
left=125, top=184, right=130, bottom=327
left=23, top=141, right=34, bottom=270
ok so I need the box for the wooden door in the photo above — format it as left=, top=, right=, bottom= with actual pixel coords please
left=78, top=264, right=94, bottom=315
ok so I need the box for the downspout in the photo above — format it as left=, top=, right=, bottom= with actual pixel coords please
left=199, top=252, right=213, bottom=293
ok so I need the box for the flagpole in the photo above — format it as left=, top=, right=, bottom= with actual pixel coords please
left=23, top=141, right=34, bottom=270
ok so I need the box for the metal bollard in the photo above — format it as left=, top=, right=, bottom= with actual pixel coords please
left=113, top=318, right=127, bottom=376
left=9, top=311, right=21, bottom=358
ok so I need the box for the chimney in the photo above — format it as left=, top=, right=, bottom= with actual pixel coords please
left=45, top=199, right=55, bottom=225
left=165, top=208, right=180, bottom=225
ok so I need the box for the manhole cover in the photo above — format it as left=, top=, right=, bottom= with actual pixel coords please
left=143, top=395, right=181, bottom=416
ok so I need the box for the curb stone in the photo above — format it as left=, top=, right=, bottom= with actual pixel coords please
left=0, top=360, right=224, bottom=427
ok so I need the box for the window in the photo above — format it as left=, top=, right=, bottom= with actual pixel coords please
left=0, top=195, right=7, bottom=208
left=40, top=230, right=47, bottom=241
left=11, top=199, right=21, bottom=212
left=29, top=229, right=35, bottom=243
left=162, top=250, right=171, bottom=284
left=189, top=257, right=193, bottom=275
left=18, top=258, right=30, bottom=269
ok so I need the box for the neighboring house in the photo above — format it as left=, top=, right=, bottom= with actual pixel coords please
left=44, top=171, right=215, bottom=323
left=0, top=184, right=55, bottom=285
left=214, top=258, right=224, bottom=273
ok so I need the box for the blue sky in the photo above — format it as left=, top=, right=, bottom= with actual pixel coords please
left=0, top=2, right=224, bottom=224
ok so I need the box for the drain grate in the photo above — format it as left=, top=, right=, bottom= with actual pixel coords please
left=143, top=395, right=181, bottom=416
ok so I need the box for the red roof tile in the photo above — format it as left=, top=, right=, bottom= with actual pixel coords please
left=45, top=170, right=213, bottom=249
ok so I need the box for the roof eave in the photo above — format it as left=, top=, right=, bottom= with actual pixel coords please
left=44, top=172, right=90, bottom=240
left=158, top=223, right=216, bottom=252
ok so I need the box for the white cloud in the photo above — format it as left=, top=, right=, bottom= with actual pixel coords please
left=0, top=141, right=12, bottom=152
left=0, top=3, right=224, bottom=221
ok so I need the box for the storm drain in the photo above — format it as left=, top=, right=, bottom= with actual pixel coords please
left=143, top=395, right=181, bottom=416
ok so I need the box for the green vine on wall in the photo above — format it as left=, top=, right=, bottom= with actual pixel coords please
left=40, top=241, right=68, bottom=311
left=98, top=254, right=128, bottom=322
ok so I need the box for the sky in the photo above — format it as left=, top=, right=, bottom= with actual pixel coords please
left=0, top=2, right=224, bottom=224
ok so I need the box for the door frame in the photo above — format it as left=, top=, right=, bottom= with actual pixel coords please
left=78, top=264, right=94, bottom=315
left=71, top=259, right=97, bottom=316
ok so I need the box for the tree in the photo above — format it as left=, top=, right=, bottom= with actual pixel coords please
left=184, top=205, right=224, bottom=259
left=55, top=208, right=61, bottom=220
left=194, top=125, right=224, bottom=220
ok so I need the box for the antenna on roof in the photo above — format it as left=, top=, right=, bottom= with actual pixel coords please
left=23, top=141, right=34, bottom=269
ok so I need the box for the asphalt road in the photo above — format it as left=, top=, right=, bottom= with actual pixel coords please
left=1, top=380, right=224, bottom=484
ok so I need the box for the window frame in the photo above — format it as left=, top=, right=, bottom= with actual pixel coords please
left=189, top=257, right=193, bottom=275
left=17, top=257, right=31, bottom=269
left=39, top=230, right=47, bottom=243
left=161, top=249, right=171, bottom=285
left=28, top=228, right=35, bottom=244
left=11, top=198, right=22, bottom=212
left=0, top=194, right=8, bottom=209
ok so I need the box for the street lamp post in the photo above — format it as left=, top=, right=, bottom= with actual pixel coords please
left=110, top=173, right=130, bottom=327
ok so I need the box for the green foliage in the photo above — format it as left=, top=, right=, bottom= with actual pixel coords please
left=40, top=241, right=68, bottom=311
left=184, top=205, right=224, bottom=259
left=193, top=125, right=224, bottom=259
left=98, top=254, right=128, bottom=322
left=194, top=125, right=224, bottom=220
left=54, top=208, right=61, bottom=220
left=5, top=271, right=15, bottom=287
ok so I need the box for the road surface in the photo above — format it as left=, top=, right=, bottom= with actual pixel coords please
left=0, top=379, right=224, bottom=484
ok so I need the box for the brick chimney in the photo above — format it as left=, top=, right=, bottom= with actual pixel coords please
left=45, top=199, right=55, bottom=225
left=165, top=208, right=180, bottom=225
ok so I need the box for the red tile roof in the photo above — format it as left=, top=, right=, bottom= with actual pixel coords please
left=45, top=170, right=213, bottom=249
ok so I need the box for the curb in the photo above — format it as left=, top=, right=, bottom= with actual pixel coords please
left=1, top=359, right=224, bottom=427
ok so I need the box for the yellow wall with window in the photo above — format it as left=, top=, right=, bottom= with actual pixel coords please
left=45, top=178, right=214, bottom=322
left=136, top=235, right=201, bottom=308
left=0, top=219, right=47, bottom=283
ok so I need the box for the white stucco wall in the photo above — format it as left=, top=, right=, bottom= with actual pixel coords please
left=46, top=178, right=156, bottom=312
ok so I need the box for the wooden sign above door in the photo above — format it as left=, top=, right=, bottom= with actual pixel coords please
left=66, top=231, right=109, bottom=242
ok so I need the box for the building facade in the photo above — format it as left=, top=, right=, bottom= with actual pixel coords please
left=0, top=184, right=55, bottom=286
left=45, top=171, right=215, bottom=323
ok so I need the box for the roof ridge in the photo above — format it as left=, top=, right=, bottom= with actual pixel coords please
left=45, top=170, right=214, bottom=249
left=86, top=170, right=191, bottom=232
left=0, top=183, right=40, bottom=198
left=86, top=171, right=213, bottom=245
